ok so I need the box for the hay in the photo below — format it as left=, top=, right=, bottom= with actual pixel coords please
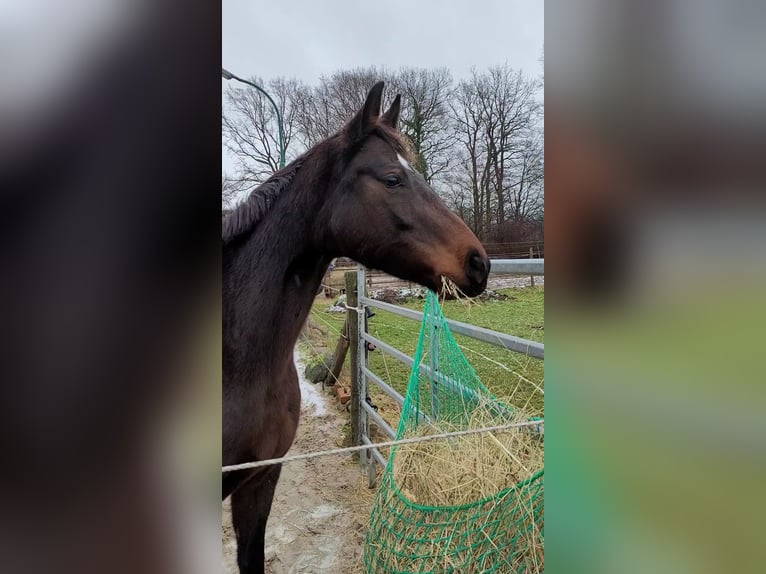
left=368, top=485, right=544, bottom=574
left=366, top=400, right=544, bottom=574
left=392, top=401, right=543, bottom=507
left=439, top=275, right=478, bottom=310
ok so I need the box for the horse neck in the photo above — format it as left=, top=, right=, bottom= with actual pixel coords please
left=224, top=174, right=333, bottom=372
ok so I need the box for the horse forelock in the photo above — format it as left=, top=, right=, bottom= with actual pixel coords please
left=370, top=124, right=415, bottom=164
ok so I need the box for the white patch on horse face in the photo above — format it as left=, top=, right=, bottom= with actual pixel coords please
left=397, top=153, right=413, bottom=171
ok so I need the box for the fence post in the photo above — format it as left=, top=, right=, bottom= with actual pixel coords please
left=356, top=265, right=369, bottom=476
left=345, top=271, right=361, bottom=453
left=326, top=316, right=350, bottom=389
left=529, top=247, right=535, bottom=288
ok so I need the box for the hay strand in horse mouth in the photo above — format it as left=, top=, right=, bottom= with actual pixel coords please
left=438, top=275, right=478, bottom=309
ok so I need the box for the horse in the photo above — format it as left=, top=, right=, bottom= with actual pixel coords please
left=222, top=81, right=490, bottom=573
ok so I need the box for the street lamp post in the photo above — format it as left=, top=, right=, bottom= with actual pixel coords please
left=222, top=67, right=285, bottom=170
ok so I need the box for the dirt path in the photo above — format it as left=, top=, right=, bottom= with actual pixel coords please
left=223, top=351, right=374, bottom=574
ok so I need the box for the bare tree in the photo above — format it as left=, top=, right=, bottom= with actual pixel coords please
left=506, top=132, right=544, bottom=221
left=220, top=65, right=544, bottom=231
left=451, top=76, right=492, bottom=236
left=388, top=68, right=455, bottom=182
left=221, top=173, right=241, bottom=208
left=294, top=67, right=395, bottom=147
left=477, top=66, right=541, bottom=225
left=291, top=82, right=335, bottom=148
left=222, top=76, right=303, bottom=188
left=323, top=68, right=387, bottom=126
left=441, top=169, right=475, bottom=224
left=450, top=65, right=542, bottom=237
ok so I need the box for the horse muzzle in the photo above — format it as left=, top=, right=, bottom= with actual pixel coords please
left=461, top=249, right=490, bottom=296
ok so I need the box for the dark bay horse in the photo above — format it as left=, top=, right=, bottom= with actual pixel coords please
left=222, top=82, right=490, bottom=573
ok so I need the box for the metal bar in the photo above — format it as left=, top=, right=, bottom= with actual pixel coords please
left=360, top=297, right=422, bottom=321
left=363, top=333, right=414, bottom=367
left=420, top=362, right=483, bottom=406
left=361, top=435, right=388, bottom=469
left=490, top=258, right=544, bottom=275
left=362, top=401, right=396, bottom=439
left=429, top=315, right=440, bottom=418
left=362, top=258, right=543, bottom=280
left=356, top=265, right=368, bottom=474
left=446, top=320, right=544, bottom=359
left=364, top=333, right=486, bottom=407
left=361, top=298, right=544, bottom=359
left=363, top=367, right=404, bottom=406
left=364, top=367, right=435, bottom=425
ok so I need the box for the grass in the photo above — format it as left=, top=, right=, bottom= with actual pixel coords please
left=305, top=286, right=544, bottom=417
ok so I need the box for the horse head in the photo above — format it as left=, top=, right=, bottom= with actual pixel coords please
left=321, top=82, right=490, bottom=296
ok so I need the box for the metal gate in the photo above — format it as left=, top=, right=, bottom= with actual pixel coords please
left=347, top=259, right=544, bottom=486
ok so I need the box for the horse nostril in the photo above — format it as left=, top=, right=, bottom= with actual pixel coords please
left=466, top=250, right=489, bottom=286
left=469, top=254, right=484, bottom=273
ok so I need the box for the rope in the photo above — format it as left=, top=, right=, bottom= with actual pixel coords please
left=320, top=283, right=343, bottom=294
left=222, top=419, right=543, bottom=473
left=308, top=307, right=344, bottom=338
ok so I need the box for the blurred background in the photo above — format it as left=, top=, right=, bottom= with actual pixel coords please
left=545, top=1, right=766, bottom=573
left=0, top=0, right=219, bottom=572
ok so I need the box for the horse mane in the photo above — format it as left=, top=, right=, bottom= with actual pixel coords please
left=222, top=121, right=412, bottom=247
left=222, top=159, right=305, bottom=246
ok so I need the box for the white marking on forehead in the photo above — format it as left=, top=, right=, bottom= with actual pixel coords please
left=397, top=153, right=413, bottom=171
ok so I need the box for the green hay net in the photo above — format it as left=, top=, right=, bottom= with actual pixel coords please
left=364, top=291, right=544, bottom=573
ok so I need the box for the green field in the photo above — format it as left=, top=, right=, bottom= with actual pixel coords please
left=304, top=287, right=544, bottom=417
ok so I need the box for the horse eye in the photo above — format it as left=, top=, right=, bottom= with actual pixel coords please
left=384, top=175, right=401, bottom=188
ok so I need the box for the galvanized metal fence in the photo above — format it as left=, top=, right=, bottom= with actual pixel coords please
left=346, top=258, right=545, bottom=487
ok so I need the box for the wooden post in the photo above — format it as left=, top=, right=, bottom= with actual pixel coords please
left=529, top=246, right=535, bottom=288
left=326, top=316, right=349, bottom=389
left=345, top=271, right=361, bottom=450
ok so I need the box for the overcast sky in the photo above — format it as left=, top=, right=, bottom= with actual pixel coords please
left=222, top=0, right=543, bottom=175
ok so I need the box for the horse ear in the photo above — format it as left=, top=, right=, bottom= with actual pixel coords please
left=381, top=94, right=401, bottom=130
left=349, top=81, right=385, bottom=140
